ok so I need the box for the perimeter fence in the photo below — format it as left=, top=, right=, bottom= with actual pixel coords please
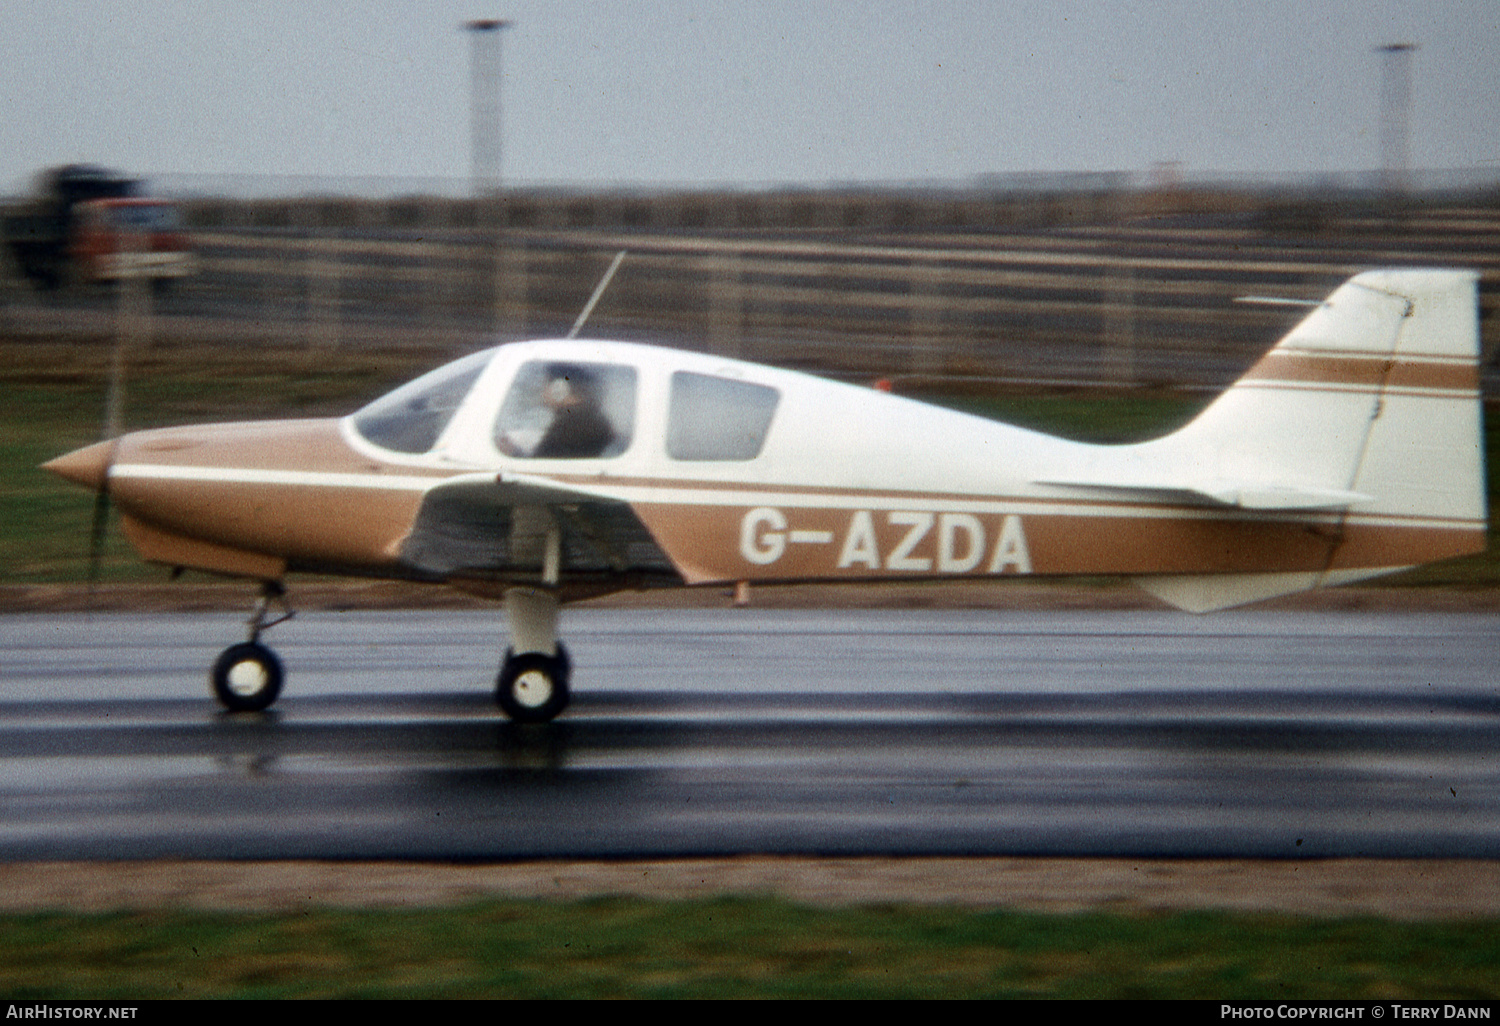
left=4, top=185, right=1499, bottom=393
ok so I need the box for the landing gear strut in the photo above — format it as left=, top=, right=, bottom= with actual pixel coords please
left=497, top=586, right=571, bottom=723
left=210, top=581, right=293, bottom=712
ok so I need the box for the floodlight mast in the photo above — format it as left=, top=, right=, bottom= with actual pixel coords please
left=466, top=19, right=512, bottom=198
left=1377, top=42, right=1417, bottom=194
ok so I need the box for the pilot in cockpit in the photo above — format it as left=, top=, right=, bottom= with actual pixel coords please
left=498, top=363, right=615, bottom=459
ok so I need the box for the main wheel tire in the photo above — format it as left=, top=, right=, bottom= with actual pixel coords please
left=496, top=646, right=571, bottom=723
left=211, top=641, right=284, bottom=712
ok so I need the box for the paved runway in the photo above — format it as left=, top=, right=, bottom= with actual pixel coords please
left=1, top=608, right=1497, bottom=859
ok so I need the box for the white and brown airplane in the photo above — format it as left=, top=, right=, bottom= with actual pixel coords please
left=42, top=268, right=1487, bottom=722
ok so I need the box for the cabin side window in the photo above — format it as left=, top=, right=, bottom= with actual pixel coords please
left=494, top=361, right=637, bottom=459
left=351, top=349, right=493, bottom=455
left=666, top=372, right=780, bottom=461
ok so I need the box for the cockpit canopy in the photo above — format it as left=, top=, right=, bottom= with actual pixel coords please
left=350, top=341, right=783, bottom=463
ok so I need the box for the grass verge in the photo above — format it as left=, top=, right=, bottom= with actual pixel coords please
left=2, top=899, right=1498, bottom=999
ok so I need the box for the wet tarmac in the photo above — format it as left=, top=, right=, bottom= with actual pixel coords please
left=2, top=608, right=1497, bottom=859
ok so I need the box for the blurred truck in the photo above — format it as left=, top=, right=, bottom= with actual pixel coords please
left=2, top=165, right=195, bottom=290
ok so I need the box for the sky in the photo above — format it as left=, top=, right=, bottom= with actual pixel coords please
left=2, top=1, right=1497, bottom=195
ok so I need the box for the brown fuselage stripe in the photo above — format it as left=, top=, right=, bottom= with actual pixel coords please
left=1239, top=349, right=1479, bottom=393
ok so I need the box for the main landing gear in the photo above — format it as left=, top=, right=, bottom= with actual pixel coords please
left=497, top=587, right=571, bottom=724
left=210, top=582, right=293, bottom=713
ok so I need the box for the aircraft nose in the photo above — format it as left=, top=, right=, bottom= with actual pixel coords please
left=41, top=440, right=114, bottom=491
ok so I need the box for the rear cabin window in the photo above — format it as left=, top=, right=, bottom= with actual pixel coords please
left=494, top=361, right=637, bottom=459
left=351, top=349, right=492, bottom=454
left=667, top=372, right=780, bottom=461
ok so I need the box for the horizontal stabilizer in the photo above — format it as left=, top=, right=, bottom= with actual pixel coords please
left=1039, top=479, right=1373, bottom=511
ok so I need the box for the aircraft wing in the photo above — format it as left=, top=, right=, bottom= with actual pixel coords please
left=397, top=471, right=678, bottom=582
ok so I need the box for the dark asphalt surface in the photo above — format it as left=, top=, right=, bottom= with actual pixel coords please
left=1, top=608, right=1497, bottom=859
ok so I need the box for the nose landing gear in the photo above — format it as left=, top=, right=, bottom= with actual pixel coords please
left=210, top=582, right=294, bottom=713
left=211, top=641, right=284, bottom=712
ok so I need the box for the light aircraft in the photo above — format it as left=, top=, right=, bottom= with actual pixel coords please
left=42, top=268, right=1487, bottom=722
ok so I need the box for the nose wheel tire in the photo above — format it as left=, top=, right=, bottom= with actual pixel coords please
left=211, top=641, right=284, bottom=712
left=497, top=645, right=571, bottom=723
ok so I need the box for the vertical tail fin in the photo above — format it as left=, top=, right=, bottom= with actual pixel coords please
left=1136, top=269, right=1486, bottom=611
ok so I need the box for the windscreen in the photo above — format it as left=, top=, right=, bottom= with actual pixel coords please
left=351, top=349, right=494, bottom=454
